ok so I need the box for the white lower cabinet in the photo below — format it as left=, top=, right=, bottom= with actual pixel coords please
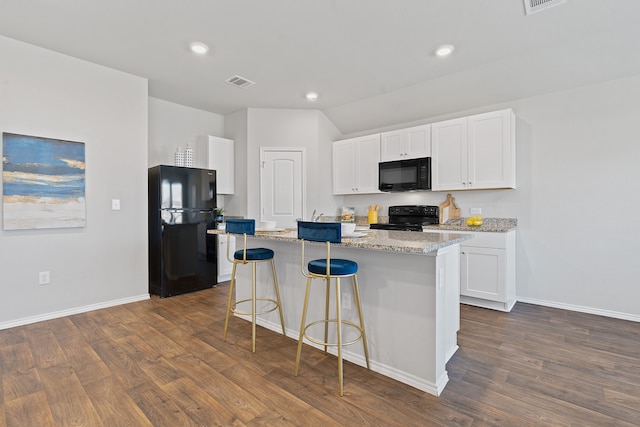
left=424, top=229, right=516, bottom=312
left=460, top=230, right=516, bottom=312
left=217, top=234, right=235, bottom=282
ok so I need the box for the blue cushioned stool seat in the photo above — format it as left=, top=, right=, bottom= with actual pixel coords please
left=234, top=247, right=274, bottom=261
left=308, top=258, right=358, bottom=276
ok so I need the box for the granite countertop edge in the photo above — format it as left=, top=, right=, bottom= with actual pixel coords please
left=208, top=228, right=473, bottom=255
left=423, top=217, right=517, bottom=233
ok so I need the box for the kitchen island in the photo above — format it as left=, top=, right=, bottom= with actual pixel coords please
left=209, top=227, right=472, bottom=396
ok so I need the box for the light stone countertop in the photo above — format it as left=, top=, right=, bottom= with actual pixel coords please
left=423, top=217, right=517, bottom=232
left=208, top=228, right=473, bottom=255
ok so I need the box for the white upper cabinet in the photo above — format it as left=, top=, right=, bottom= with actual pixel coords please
left=431, top=118, right=468, bottom=191
left=332, top=134, right=381, bottom=195
left=380, top=124, right=431, bottom=161
left=196, top=135, right=235, bottom=194
left=432, top=109, right=515, bottom=191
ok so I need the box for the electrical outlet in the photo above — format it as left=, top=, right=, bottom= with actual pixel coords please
left=39, top=271, right=50, bottom=285
left=342, top=292, right=352, bottom=310
left=470, top=208, right=482, bottom=215
left=111, top=199, right=121, bottom=210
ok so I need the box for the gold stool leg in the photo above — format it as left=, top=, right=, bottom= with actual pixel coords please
left=294, top=276, right=313, bottom=376
left=223, top=262, right=238, bottom=342
left=352, top=274, right=370, bottom=369
left=335, top=277, right=344, bottom=396
left=270, top=259, right=286, bottom=336
left=251, top=261, right=257, bottom=353
left=324, top=277, right=331, bottom=354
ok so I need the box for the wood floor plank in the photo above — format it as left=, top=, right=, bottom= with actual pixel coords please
left=160, top=376, right=246, bottom=426
left=88, top=339, right=150, bottom=390
left=54, top=333, right=111, bottom=386
left=0, top=403, right=6, bottom=427
left=82, top=375, right=153, bottom=427
left=4, top=391, right=56, bottom=427
left=37, top=365, right=104, bottom=427
left=163, top=326, right=234, bottom=368
left=166, top=353, right=268, bottom=424
left=0, top=342, right=40, bottom=402
left=0, top=328, right=25, bottom=348
left=126, top=381, right=196, bottom=427
left=1, top=367, right=41, bottom=402
left=23, top=328, right=67, bottom=370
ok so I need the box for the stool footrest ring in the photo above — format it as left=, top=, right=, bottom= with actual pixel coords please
left=302, top=319, right=364, bottom=348
left=231, top=298, right=281, bottom=317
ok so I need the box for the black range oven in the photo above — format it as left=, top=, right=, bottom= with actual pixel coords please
left=369, top=205, right=439, bottom=232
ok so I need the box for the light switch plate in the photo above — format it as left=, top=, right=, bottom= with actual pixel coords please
left=470, top=208, right=482, bottom=215
left=112, top=199, right=121, bottom=210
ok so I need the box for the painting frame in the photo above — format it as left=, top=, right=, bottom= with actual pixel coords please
left=2, top=132, right=86, bottom=230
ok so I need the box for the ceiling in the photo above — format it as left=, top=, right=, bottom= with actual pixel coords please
left=1, top=0, right=639, bottom=134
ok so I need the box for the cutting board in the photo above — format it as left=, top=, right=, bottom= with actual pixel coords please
left=439, top=194, right=461, bottom=224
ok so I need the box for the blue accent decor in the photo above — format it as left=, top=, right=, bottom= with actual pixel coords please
left=297, top=221, right=341, bottom=243
left=226, top=218, right=255, bottom=235
left=234, top=248, right=275, bottom=261
left=308, top=258, right=358, bottom=275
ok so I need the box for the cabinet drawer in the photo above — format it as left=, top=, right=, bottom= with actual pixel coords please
left=462, top=232, right=506, bottom=249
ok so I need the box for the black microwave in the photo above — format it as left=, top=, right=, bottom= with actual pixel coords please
left=379, top=157, right=431, bottom=192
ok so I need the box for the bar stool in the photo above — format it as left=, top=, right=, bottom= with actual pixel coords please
left=294, top=221, right=370, bottom=396
left=223, top=218, right=286, bottom=353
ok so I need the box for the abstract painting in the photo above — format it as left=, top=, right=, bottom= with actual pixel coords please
left=2, top=132, right=86, bottom=230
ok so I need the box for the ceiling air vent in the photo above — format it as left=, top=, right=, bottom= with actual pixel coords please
left=524, top=0, right=566, bottom=15
left=225, top=75, right=255, bottom=88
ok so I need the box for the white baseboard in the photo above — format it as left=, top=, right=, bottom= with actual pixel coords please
left=516, top=297, right=640, bottom=323
left=0, top=294, right=150, bottom=331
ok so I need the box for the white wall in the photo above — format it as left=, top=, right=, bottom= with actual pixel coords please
left=0, top=36, right=149, bottom=327
left=340, top=74, right=640, bottom=320
left=148, top=97, right=224, bottom=167
left=223, top=109, right=248, bottom=218
left=232, top=108, right=341, bottom=222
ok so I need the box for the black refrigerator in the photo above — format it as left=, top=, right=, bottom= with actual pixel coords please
left=148, top=165, right=217, bottom=297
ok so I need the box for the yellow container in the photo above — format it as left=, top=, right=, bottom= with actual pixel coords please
left=368, top=211, right=378, bottom=224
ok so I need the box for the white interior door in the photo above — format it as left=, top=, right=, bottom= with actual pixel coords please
left=260, top=148, right=305, bottom=228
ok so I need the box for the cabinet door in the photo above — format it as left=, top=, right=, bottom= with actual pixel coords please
left=217, top=234, right=235, bottom=282
left=460, top=246, right=505, bottom=301
left=354, top=134, right=381, bottom=193
left=380, top=130, right=404, bottom=161
left=209, top=137, right=234, bottom=194
left=468, top=109, right=515, bottom=189
left=380, top=125, right=430, bottom=161
left=431, top=117, right=468, bottom=191
left=332, top=138, right=357, bottom=194
left=405, top=124, right=431, bottom=158
left=197, top=136, right=235, bottom=194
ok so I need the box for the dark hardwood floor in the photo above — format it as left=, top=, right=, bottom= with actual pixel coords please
left=1, top=282, right=639, bottom=426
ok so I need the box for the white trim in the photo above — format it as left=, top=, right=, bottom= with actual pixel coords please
left=517, top=297, right=640, bottom=323
left=0, top=294, right=150, bottom=331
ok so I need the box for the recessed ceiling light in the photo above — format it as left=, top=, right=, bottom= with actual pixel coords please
left=305, top=92, right=319, bottom=101
left=435, top=44, right=455, bottom=57
left=190, top=42, right=209, bottom=55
